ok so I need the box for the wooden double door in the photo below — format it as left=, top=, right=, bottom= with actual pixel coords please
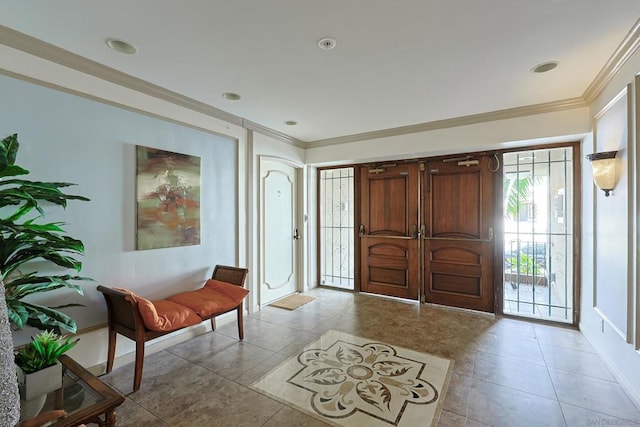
left=359, top=156, right=496, bottom=312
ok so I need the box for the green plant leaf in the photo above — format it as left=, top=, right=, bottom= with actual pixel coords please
left=0, top=139, right=7, bottom=172
left=22, top=302, right=78, bottom=334
left=5, top=274, right=88, bottom=297
left=0, top=164, right=29, bottom=178
left=7, top=301, right=28, bottom=329
left=2, top=133, right=19, bottom=165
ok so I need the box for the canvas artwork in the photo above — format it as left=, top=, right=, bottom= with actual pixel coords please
left=136, top=146, right=201, bottom=250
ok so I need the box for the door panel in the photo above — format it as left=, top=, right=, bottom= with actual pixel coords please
left=431, top=171, right=482, bottom=238
left=360, top=164, right=419, bottom=300
left=423, top=157, right=495, bottom=312
left=260, top=159, right=298, bottom=304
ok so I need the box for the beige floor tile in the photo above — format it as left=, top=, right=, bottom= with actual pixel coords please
left=437, top=410, right=467, bottom=426
left=234, top=353, right=290, bottom=386
left=472, top=332, right=546, bottom=365
left=164, top=330, right=242, bottom=361
left=443, top=373, right=472, bottom=417
left=467, top=378, right=565, bottom=426
left=114, top=397, right=168, bottom=426
left=549, top=369, right=640, bottom=421
left=473, top=351, right=556, bottom=399
left=262, top=406, right=331, bottom=427
left=198, top=341, right=276, bottom=380
left=561, top=402, right=640, bottom=427
left=540, top=342, right=614, bottom=381
left=534, top=324, right=595, bottom=353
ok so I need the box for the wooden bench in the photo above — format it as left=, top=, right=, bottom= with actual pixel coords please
left=97, top=265, right=248, bottom=392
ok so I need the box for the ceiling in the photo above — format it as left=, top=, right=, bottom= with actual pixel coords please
left=1, top=1, right=639, bottom=143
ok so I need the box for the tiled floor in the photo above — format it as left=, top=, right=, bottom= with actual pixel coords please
left=101, top=288, right=640, bottom=426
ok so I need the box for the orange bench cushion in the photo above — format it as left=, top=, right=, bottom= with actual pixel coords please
left=113, top=288, right=202, bottom=332
left=167, top=279, right=249, bottom=318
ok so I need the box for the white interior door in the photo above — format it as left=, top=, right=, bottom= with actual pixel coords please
left=260, top=159, right=299, bottom=304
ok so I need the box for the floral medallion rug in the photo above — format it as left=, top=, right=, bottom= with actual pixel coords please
left=251, top=330, right=453, bottom=426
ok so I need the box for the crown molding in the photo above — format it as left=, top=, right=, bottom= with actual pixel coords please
left=309, top=97, right=587, bottom=147
left=0, top=68, right=244, bottom=143
left=0, top=25, right=302, bottom=147
left=583, top=18, right=640, bottom=104
left=242, top=119, right=305, bottom=148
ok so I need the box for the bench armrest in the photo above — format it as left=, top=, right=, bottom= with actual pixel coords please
left=212, top=265, right=248, bottom=288
left=97, top=285, right=145, bottom=332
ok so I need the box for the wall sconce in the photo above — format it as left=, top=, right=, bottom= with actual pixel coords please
left=586, top=151, right=617, bottom=196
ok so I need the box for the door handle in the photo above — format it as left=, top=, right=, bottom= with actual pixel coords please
left=293, top=228, right=300, bottom=240
left=359, top=224, right=365, bottom=237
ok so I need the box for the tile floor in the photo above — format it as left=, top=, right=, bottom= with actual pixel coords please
left=101, top=288, right=640, bottom=426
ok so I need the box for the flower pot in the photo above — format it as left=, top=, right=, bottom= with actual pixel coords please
left=16, top=362, right=62, bottom=401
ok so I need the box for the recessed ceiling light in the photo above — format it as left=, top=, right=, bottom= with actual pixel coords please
left=222, top=92, right=241, bottom=101
left=531, top=61, right=558, bottom=73
left=105, top=38, right=137, bottom=54
left=284, top=121, right=298, bottom=126
left=317, top=37, right=337, bottom=50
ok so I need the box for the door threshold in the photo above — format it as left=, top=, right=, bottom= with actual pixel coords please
left=423, top=302, right=496, bottom=319
left=360, top=292, right=420, bottom=305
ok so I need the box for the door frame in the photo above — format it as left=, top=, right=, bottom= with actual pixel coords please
left=494, top=141, right=581, bottom=325
left=314, top=143, right=580, bottom=321
left=258, top=155, right=304, bottom=307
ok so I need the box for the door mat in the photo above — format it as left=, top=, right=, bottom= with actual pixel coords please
left=269, top=294, right=316, bottom=310
left=251, top=330, right=453, bottom=426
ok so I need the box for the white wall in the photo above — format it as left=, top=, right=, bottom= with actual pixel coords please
left=580, top=48, right=640, bottom=405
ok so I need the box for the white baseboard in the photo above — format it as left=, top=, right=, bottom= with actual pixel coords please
left=580, top=321, right=640, bottom=411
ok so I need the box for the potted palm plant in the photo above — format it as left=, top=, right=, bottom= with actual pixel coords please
left=0, top=133, right=91, bottom=333
left=0, top=132, right=90, bottom=422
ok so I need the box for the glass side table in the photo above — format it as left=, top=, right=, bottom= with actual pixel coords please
left=24, top=354, right=125, bottom=427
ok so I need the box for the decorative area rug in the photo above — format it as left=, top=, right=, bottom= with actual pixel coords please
left=269, top=294, right=316, bottom=310
left=251, top=330, right=453, bottom=426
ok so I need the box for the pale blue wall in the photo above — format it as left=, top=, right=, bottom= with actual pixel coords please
left=0, top=74, right=237, bottom=334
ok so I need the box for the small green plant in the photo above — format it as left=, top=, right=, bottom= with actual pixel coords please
left=507, top=253, right=541, bottom=275
left=14, top=330, right=78, bottom=373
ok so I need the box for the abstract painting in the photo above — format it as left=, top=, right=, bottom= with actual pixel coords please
left=136, top=146, right=201, bottom=250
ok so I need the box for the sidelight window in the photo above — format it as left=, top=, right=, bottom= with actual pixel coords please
left=319, top=168, right=355, bottom=290
left=503, top=147, right=574, bottom=323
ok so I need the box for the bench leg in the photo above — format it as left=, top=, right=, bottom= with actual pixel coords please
left=106, top=329, right=116, bottom=373
left=133, top=338, right=145, bottom=392
left=237, top=303, right=244, bottom=341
